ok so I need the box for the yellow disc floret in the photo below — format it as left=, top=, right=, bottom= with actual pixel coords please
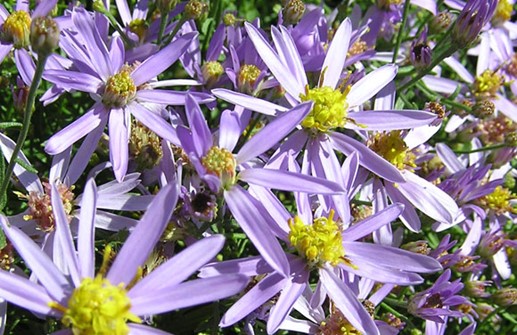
left=300, top=86, right=349, bottom=133
left=288, top=210, right=349, bottom=268
left=318, top=308, right=362, bottom=335
left=492, top=0, right=513, bottom=26
left=54, top=276, right=141, bottom=335
left=2, top=10, right=31, bottom=49
left=201, top=146, right=237, bottom=189
left=102, top=66, right=136, bottom=108
left=472, top=70, right=503, bottom=99
left=128, top=19, right=148, bottom=41
left=239, top=64, right=261, bottom=93
left=478, top=186, right=517, bottom=215
left=368, top=131, right=416, bottom=170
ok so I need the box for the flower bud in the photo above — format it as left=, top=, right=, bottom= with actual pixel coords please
left=492, top=287, right=517, bottom=306
left=30, top=16, right=59, bottom=56
left=472, top=99, right=495, bottom=118
left=282, top=0, right=305, bottom=25
left=184, top=0, right=208, bottom=20
left=429, top=11, right=454, bottom=34
left=451, top=0, right=497, bottom=47
left=478, top=231, right=506, bottom=258
left=157, top=0, right=179, bottom=13
left=464, top=280, right=491, bottom=298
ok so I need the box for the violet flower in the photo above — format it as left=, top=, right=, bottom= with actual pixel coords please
left=43, top=7, right=213, bottom=181
left=0, top=181, right=247, bottom=335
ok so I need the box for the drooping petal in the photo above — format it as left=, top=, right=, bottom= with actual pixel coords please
left=128, top=102, right=179, bottom=144
left=108, top=108, right=130, bottom=182
left=348, top=110, right=437, bottom=130
left=43, top=69, right=103, bottom=94
left=343, top=203, right=404, bottom=241
left=45, top=103, right=108, bottom=155
left=272, top=26, right=308, bottom=92
left=0, top=270, right=54, bottom=315
left=107, top=183, right=178, bottom=286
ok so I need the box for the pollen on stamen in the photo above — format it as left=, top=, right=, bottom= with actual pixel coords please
left=128, top=19, right=148, bottom=41
left=102, top=65, right=137, bottom=108
left=288, top=210, right=353, bottom=268
left=477, top=185, right=517, bottom=215
left=492, top=0, right=513, bottom=26
left=16, top=181, right=75, bottom=232
left=238, top=64, right=261, bottom=94
left=472, top=70, right=503, bottom=99
left=201, top=146, right=237, bottom=189
left=51, top=275, right=142, bottom=335
left=1, top=10, right=31, bottom=49
left=318, top=307, right=363, bottom=335
left=368, top=131, right=416, bottom=171
left=300, top=86, right=349, bottom=134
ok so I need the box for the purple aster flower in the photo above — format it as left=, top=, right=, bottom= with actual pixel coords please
left=43, top=7, right=213, bottom=181
left=450, top=0, right=498, bottom=47
left=201, top=184, right=441, bottom=334
left=0, top=181, right=248, bottom=335
left=408, top=269, right=471, bottom=323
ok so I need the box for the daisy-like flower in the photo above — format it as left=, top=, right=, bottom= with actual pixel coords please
left=0, top=0, right=57, bottom=63
left=44, top=8, right=213, bottom=181
left=211, top=18, right=441, bottom=223
left=0, top=181, right=248, bottom=335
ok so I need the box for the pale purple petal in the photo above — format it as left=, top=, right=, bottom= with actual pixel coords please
left=321, top=18, right=351, bottom=88
left=238, top=168, right=344, bottom=194
left=136, top=89, right=213, bottom=105
left=52, top=184, right=81, bottom=286
left=66, top=125, right=105, bottom=185
left=218, top=109, right=241, bottom=152
left=109, top=108, right=130, bottom=182
left=421, top=75, right=459, bottom=94
left=347, top=64, right=397, bottom=107
left=436, top=143, right=464, bottom=173
left=493, top=95, right=517, bottom=122
left=220, top=273, right=286, bottom=327
left=45, top=103, right=108, bottom=155
left=130, top=275, right=248, bottom=315
left=224, top=185, right=290, bottom=276
left=107, top=183, right=178, bottom=285
left=248, top=186, right=291, bottom=239
left=129, top=235, right=225, bottom=297
left=0, top=216, right=69, bottom=303
left=348, top=110, right=437, bottom=130
left=44, top=70, right=103, bottom=94
left=237, top=102, right=312, bottom=164
left=343, top=203, right=404, bottom=241
left=272, top=26, right=308, bottom=91
left=410, top=0, right=436, bottom=14
left=32, top=0, right=57, bottom=17
left=212, top=88, right=288, bottom=116
left=0, top=270, right=54, bottom=315
left=109, top=36, right=125, bottom=72
left=128, top=102, right=179, bottom=144
left=397, top=171, right=459, bottom=224
left=115, top=0, right=132, bottom=24
left=14, top=49, right=35, bottom=85
left=245, top=22, right=304, bottom=98
left=185, top=94, right=212, bottom=156
left=199, top=256, right=273, bottom=278
left=77, top=179, right=97, bottom=279
left=320, top=267, right=380, bottom=335
left=132, top=32, right=197, bottom=86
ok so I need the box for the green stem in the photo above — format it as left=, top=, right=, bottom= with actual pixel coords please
left=95, top=4, right=134, bottom=47
left=0, top=55, right=49, bottom=211
left=392, top=0, right=412, bottom=64
left=430, top=144, right=508, bottom=154
left=157, top=12, right=169, bottom=45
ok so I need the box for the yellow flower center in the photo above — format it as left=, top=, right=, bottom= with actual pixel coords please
left=128, top=19, right=148, bottom=41
left=238, top=64, right=261, bottom=93
left=223, top=13, right=236, bottom=26
left=368, top=131, right=416, bottom=170
left=472, top=70, right=503, bottom=99
left=201, top=146, right=236, bottom=189
left=492, top=0, right=513, bottom=25
left=378, top=0, right=403, bottom=10
left=478, top=186, right=517, bottom=215
left=202, top=61, right=224, bottom=87
left=129, top=120, right=163, bottom=170
left=288, top=210, right=351, bottom=268
left=102, top=66, right=136, bottom=108
left=300, top=86, right=349, bottom=133
left=2, top=10, right=31, bottom=49
left=16, top=181, right=75, bottom=232
left=51, top=276, right=141, bottom=335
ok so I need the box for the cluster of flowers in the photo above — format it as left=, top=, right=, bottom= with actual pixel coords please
left=0, top=0, right=515, bottom=334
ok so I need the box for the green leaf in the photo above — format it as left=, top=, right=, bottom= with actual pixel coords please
left=14, top=158, right=38, bottom=174
left=0, top=228, right=6, bottom=250
left=0, top=122, right=23, bottom=129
